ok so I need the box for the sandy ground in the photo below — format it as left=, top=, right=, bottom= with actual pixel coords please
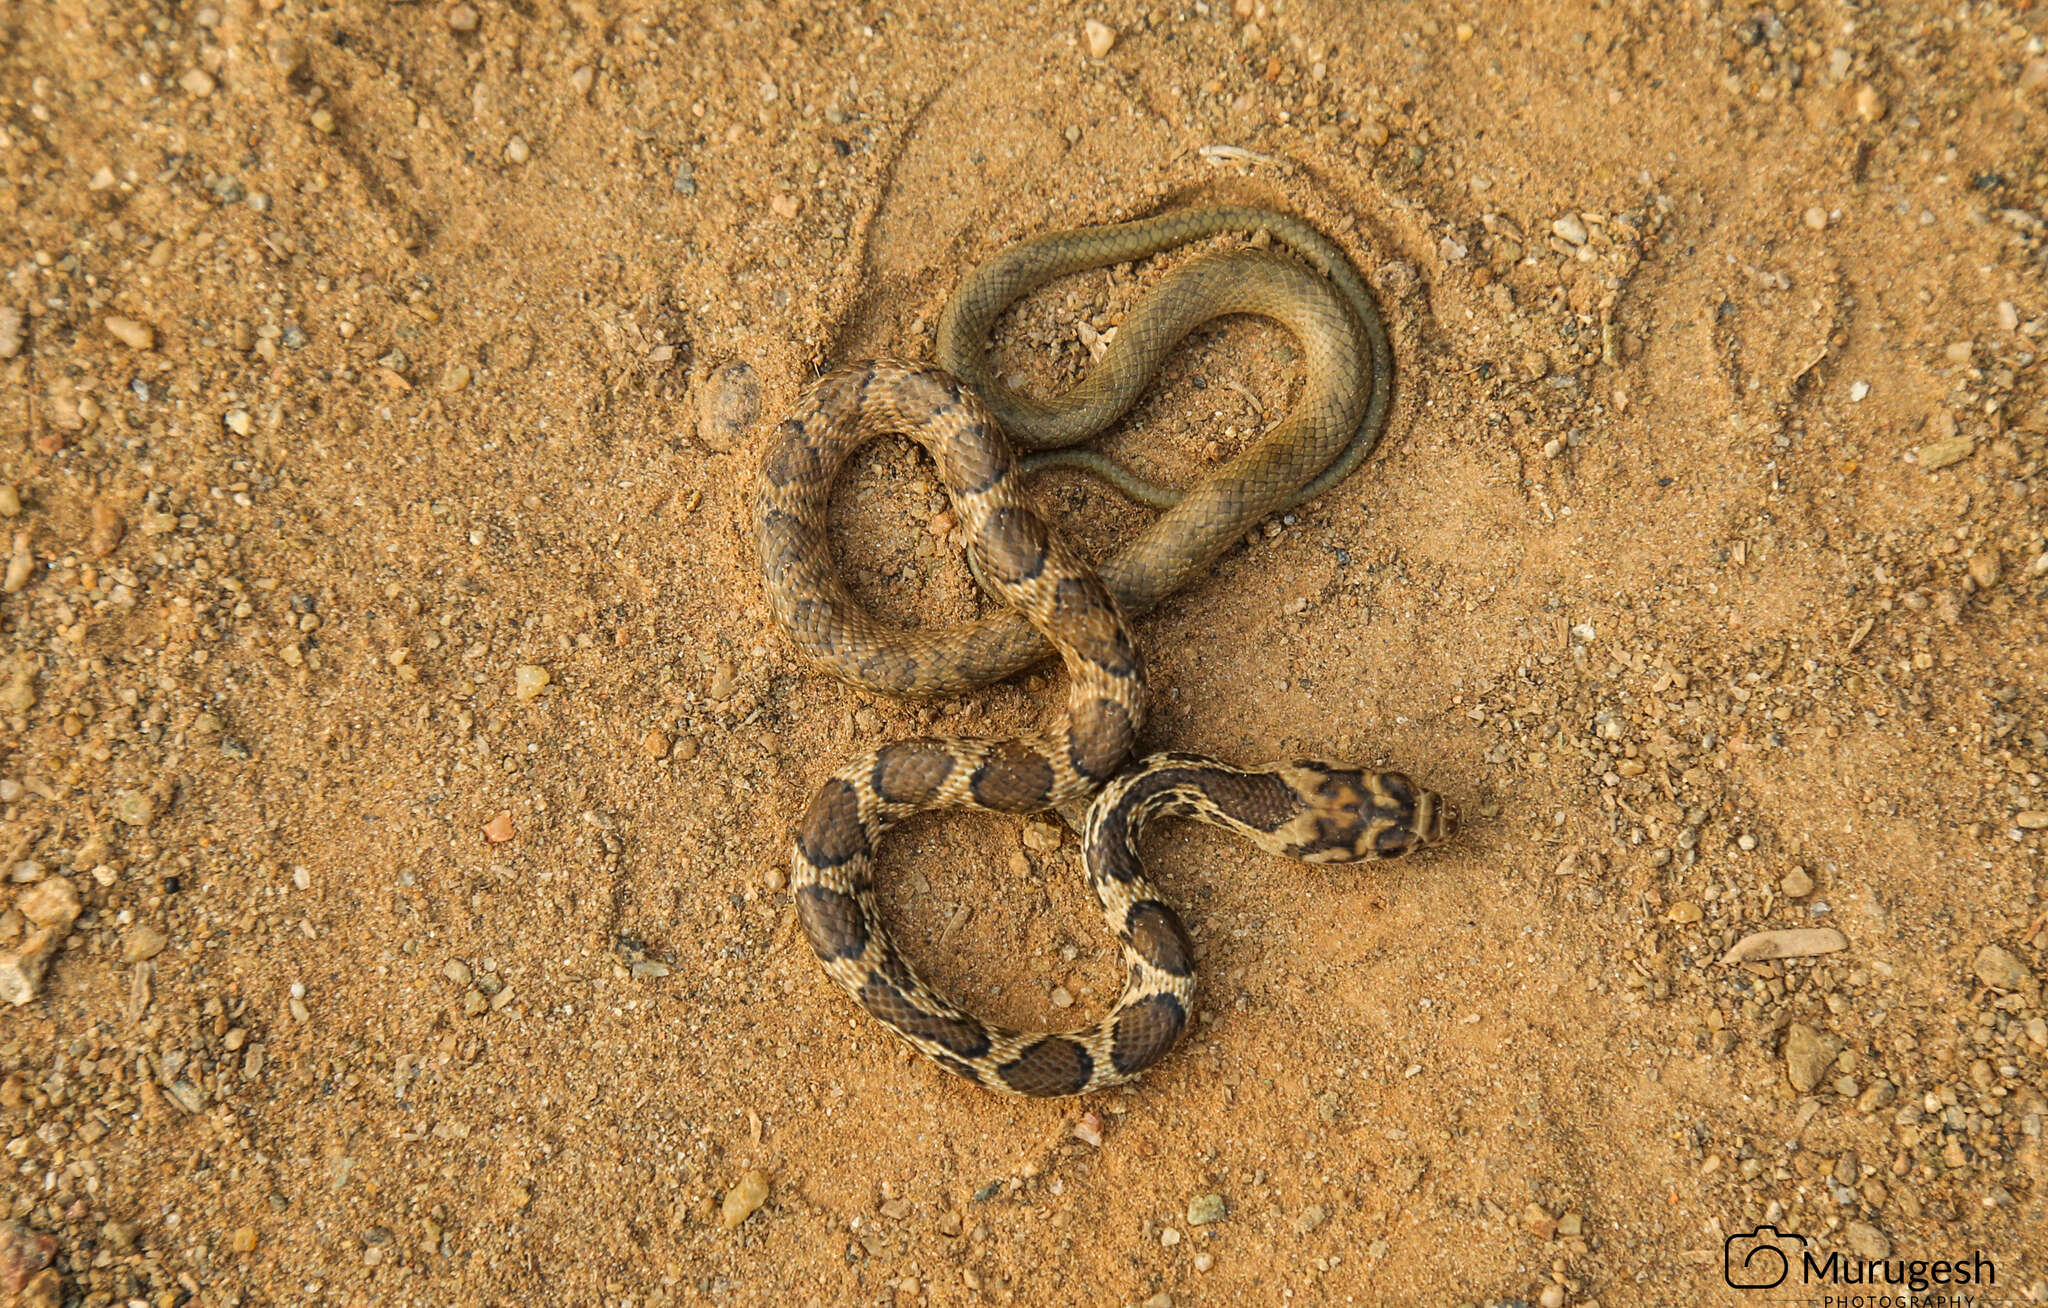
left=2, top=0, right=2047, bottom=1304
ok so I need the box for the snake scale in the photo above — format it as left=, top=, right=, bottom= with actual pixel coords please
left=755, top=207, right=1455, bottom=1097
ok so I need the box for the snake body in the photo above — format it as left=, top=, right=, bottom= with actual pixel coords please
left=756, top=209, right=1454, bottom=1096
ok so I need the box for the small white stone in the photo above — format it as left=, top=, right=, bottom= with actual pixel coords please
left=504, top=135, right=530, bottom=165
left=1551, top=214, right=1589, bottom=245
left=1082, top=20, right=1117, bottom=58
left=1848, top=380, right=1870, bottom=402
left=179, top=68, right=217, bottom=97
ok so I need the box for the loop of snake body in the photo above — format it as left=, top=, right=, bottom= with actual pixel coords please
left=755, top=209, right=1455, bottom=1097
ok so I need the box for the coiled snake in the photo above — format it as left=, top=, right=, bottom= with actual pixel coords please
left=755, top=207, right=1455, bottom=1097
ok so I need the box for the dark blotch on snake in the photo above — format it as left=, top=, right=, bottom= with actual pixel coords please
left=935, top=1056, right=985, bottom=1085
left=998, top=1037, right=1095, bottom=1098
left=1201, top=768, right=1302, bottom=832
left=872, top=741, right=955, bottom=805
left=977, top=507, right=1049, bottom=587
left=1088, top=808, right=1141, bottom=884
left=888, top=368, right=958, bottom=421
left=858, top=974, right=991, bottom=1058
left=756, top=508, right=819, bottom=570
left=856, top=648, right=921, bottom=694
left=797, top=779, right=868, bottom=868
left=1053, top=577, right=1139, bottom=677
left=1378, top=772, right=1416, bottom=806
left=970, top=741, right=1055, bottom=812
left=1124, top=900, right=1195, bottom=977
left=794, top=885, right=867, bottom=961
left=760, top=429, right=823, bottom=489
left=1068, top=696, right=1136, bottom=782
left=1110, top=993, right=1187, bottom=1076
left=944, top=420, right=1010, bottom=497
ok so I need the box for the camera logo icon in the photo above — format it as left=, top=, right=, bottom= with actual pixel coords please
left=1724, top=1225, right=1808, bottom=1290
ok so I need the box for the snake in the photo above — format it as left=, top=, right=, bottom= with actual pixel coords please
left=755, top=207, right=1455, bottom=1096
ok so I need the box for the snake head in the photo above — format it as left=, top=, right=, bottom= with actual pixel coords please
left=1274, top=761, right=1457, bottom=862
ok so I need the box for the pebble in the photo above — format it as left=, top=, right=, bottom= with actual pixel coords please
left=761, top=864, right=786, bottom=892
left=1854, top=84, right=1887, bottom=121
left=447, top=3, right=479, bottom=31
left=1193, top=1252, right=1214, bottom=1272
left=514, top=664, right=551, bottom=701
left=1293, top=1204, right=1326, bottom=1234
left=1551, top=215, right=1588, bottom=245
left=707, top=662, right=736, bottom=700
left=1667, top=901, right=1702, bottom=925
left=268, top=38, right=306, bottom=76
left=570, top=65, right=596, bottom=97
left=103, top=316, right=155, bottom=351
left=1521, top=1203, right=1557, bottom=1239
left=0, top=923, right=65, bottom=1006
left=1783, top=1022, right=1831, bottom=1093
left=16, top=878, right=78, bottom=933
left=438, top=362, right=472, bottom=392
left=1972, top=944, right=2034, bottom=993
left=1844, top=1220, right=1890, bottom=1259
left=1050, top=985, right=1073, bottom=1008
left=720, top=1170, right=770, bottom=1228
left=1968, top=551, right=2001, bottom=589
left=1779, top=867, right=1814, bottom=898
left=88, top=503, right=125, bottom=559
left=178, top=68, right=217, bottom=97
left=121, top=925, right=168, bottom=963
left=2018, top=811, right=2048, bottom=830
left=0, top=306, right=22, bottom=359
left=443, top=959, right=473, bottom=986
left=697, top=362, right=760, bottom=451
left=112, top=789, right=157, bottom=828
left=3, top=543, right=30, bottom=596
left=769, top=193, right=802, bottom=219
left=1855, top=1079, right=1896, bottom=1112
left=1070, top=1111, right=1104, bottom=1147
left=483, top=811, right=516, bottom=843
left=230, top=1225, right=258, bottom=1253
left=0, top=1222, right=57, bottom=1294
left=641, top=729, right=671, bottom=760
left=1021, top=819, right=1062, bottom=854
left=1185, top=1193, right=1227, bottom=1225
left=1539, top=1287, right=1566, bottom=1308
left=1721, top=927, right=1845, bottom=963
left=504, top=135, right=530, bottom=165
left=1802, top=206, right=1829, bottom=231
left=1082, top=20, right=1117, bottom=58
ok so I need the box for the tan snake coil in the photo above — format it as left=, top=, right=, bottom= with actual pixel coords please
left=756, top=209, right=1455, bottom=1096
